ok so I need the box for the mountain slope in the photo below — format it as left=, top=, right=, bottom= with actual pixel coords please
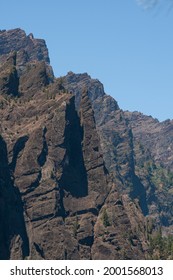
left=0, top=28, right=173, bottom=260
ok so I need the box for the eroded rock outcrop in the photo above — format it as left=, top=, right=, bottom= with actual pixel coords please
left=0, top=28, right=53, bottom=80
left=0, top=28, right=173, bottom=260
left=0, top=52, right=19, bottom=96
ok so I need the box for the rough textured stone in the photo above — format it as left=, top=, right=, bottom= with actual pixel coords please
left=0, top=136, right=29, bottom=260
left=0, top=52, right=19, bottom=96
left=0, top=28, right=173, bottom=260
left=124, top=111, right=173, bottom=231
left=0, top=28, right=54, bottom=79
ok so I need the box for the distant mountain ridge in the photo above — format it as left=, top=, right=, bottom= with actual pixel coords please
left=0, top=28, right=173, bottom=260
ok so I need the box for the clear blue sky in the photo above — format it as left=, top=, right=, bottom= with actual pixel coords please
left=1, top=0, right=173, bottom=121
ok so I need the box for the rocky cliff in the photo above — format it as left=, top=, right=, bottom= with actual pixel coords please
left=0, top=29, right=173, bottom=260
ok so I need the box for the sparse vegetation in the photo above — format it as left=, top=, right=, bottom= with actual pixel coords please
left=148, top=229, right=173, bottom=259
left=102, top=208, right=110, bottom=227
left=73, top=215, right=80, bottom=237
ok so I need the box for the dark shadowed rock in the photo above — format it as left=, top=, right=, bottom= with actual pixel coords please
left=0, top=135, right=29, bottom=260
left=0, top=52, right=19, bottom=96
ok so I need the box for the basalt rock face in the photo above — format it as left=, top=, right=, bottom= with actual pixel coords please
left=0, top=29, right=50, bottom=67
left=0, top=52, right=19, bottom=96
left=0, top=29, right=172, bottom=260
left=0, top=82, right=146, bottom=259
left=62, top=73, right=173, bottom=236
left=124, top=112, right=173, bottom=233
left=0, top=135, right=29, bottom=260
left=124, top=112, right=173, bottom=171
left=0, top=28, right=54, bottom=81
